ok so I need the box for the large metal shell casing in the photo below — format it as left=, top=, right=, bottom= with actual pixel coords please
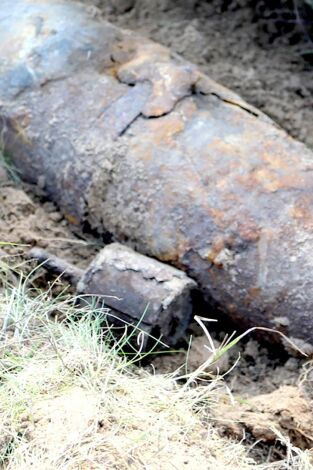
left=1, top=0, right=313, bottom=350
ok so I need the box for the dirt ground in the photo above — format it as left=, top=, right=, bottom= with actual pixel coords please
left=1, top=166, right=312, bottom=464
left=0, top=172, right=99, bottom=268
left=1, top=0, right=313, bottom=466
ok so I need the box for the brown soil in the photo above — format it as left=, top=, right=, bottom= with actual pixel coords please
left=0, top=169, right=98, bottom=270
left=25, top=387, right=100, bottom=465
left=215, top=385, right=313, bottom=454
left=152, top=335, right=304, bottom=395
left=3, top=167, right=311, bottom=466
left=150, top=334, right=313, bottom=463
left=1, top=1, right=313, bottom=465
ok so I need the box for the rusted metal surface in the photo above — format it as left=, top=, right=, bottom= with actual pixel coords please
left=29, top=245, right=196, bottom=345
left=1, top=0, right=313, bottom=350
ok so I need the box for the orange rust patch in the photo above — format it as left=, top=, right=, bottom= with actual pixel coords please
left=10, top=118, right=32, bottom=146
left=237, top=220, right=260, bottom=243
left=147, top=117, right=185, bottom=146
left=245, top=287, right=262, bottom=306
left=209, top=137, right=237, bottom=157
left=206, top=238, right=225, bottom=266
left=103, top=65, right=119, bottom=79
left=251, top=168, right=282, bottom=192
left=235, top=169, right=281, bottom=193
left=231, top=145, right=311, bottom=195
left=250, top=167, right=307, bottom=193
left=206, top=207, right=231, bottom=230
left=64, top=214, right=79, bottom=225
left=261, top=140, right=299, bottom=170
left=290, top=195, right=313, bottom=228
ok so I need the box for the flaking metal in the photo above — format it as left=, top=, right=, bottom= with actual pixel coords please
left=1, top=0, right=313, bottom=350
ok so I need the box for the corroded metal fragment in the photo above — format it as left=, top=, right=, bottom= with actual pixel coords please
left=29, top=245, right=196, bottom=345
left=77, top=243, right=196, bottom=344
left=1, top=0, right=313, bottom=350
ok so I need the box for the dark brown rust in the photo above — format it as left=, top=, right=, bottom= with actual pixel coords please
left=29, top=244, right=196, bottom=345
left=1, top=0, right=313, bottom=350
left=29, top=247, right=83, bottom=284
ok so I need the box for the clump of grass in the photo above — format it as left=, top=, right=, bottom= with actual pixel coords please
left=0, top=273, right=253, bottom=469
left=0, top=266, right=311, bottom=469
left=0, top=147, right=20, bottom=184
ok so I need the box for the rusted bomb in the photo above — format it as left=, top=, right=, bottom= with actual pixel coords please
left=29, top=245, right=196, bottom=345
left=1, top=0, right=313, bottom=351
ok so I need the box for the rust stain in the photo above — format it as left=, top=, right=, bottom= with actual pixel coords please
left=103, top=65, right=119, bottom=79
left=64, top=213, right=79, bottom=225
left=206, top=238, right=225, bottom=267
left=290, top=196, right=313, bottom=228
left=237, top=220, right=261, bottom=243
left=117, top=42, right=199, bottom=117
left=147, top=117, right=185, bottom=146
left=10, top=118, right=32, bottom=146
left=3, top=0, right=313, bottom=346
left=244, top=286, right=262, bottom=307
left=251, top=167, right=282, bottom=193
left=247, top=166, right=308, bottom=193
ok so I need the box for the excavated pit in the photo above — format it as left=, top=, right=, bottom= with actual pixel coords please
left=0, top=0, right=313, bottom=465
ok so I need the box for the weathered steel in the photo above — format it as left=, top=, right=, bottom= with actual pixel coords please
left=1, top=0, right=313, bottom=350
left=29, top=245, right=196, bottom=345
left=29, top=247, right=83, bottom=284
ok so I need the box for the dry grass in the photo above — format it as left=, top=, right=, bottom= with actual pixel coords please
left=0, top=268, right=312, bottom=469
left=0, top=286, right=252, bottom=469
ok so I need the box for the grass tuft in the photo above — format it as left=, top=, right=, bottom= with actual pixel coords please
left=0, top=264, right=311, bottom=469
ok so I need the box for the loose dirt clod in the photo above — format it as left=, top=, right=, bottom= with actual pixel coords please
left=0, top=181, right=97, bottom=270
left=215, top=385, right=313, bottom=450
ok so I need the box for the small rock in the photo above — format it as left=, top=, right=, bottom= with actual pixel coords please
left=244, top=339, right=259, bottom=360
left=49, top=211, right=62, bottom=222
